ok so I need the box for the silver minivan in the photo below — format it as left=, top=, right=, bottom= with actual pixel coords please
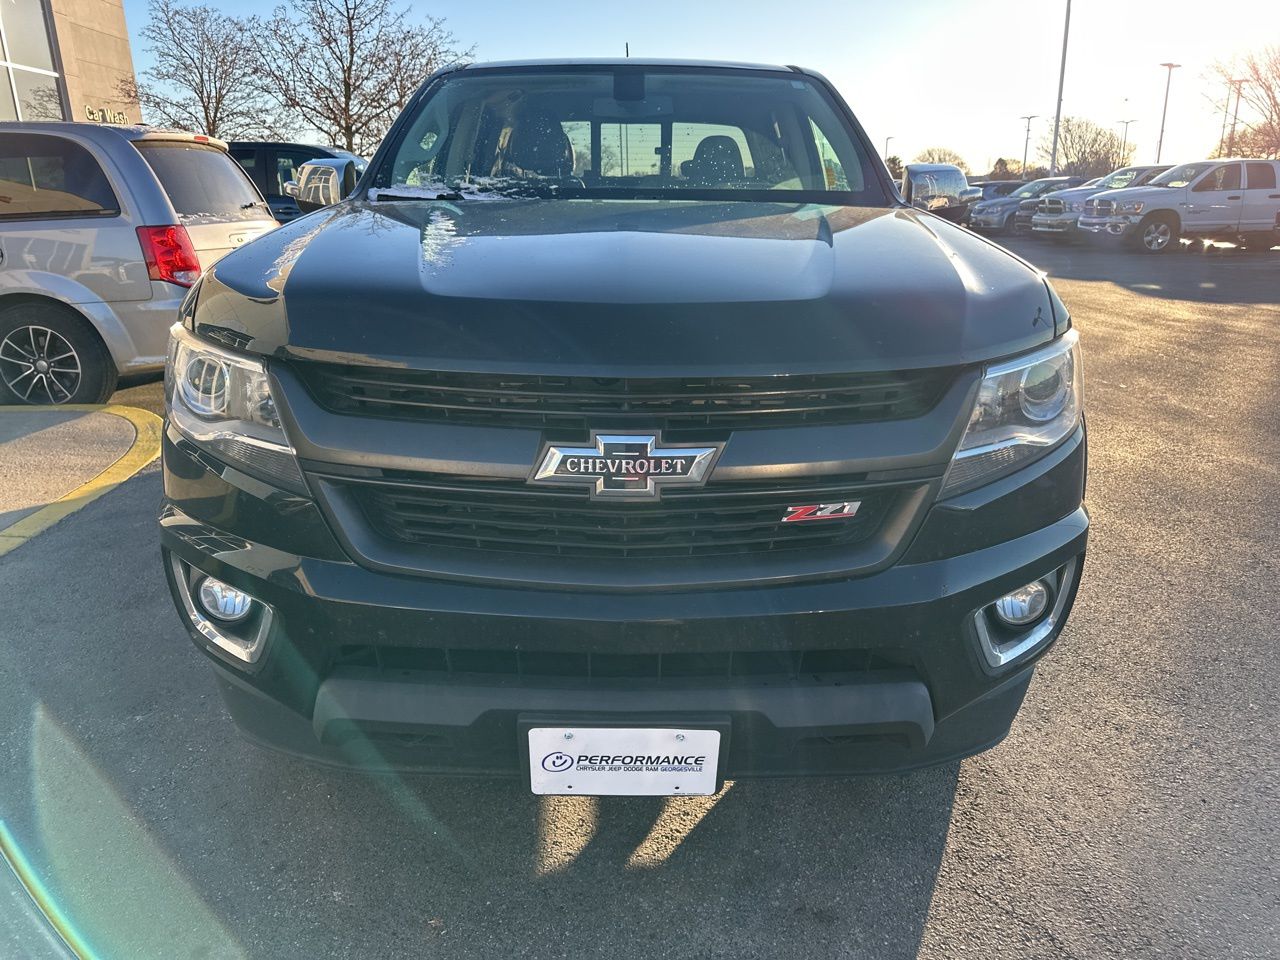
left=0, top=123, right=277, bottom=404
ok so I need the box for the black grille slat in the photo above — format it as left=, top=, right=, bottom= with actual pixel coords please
left=339, top=475, right=900, bottom=559
left=332, top=643, right=911, bottom=681
left=295, top=365, right=954, bottom=432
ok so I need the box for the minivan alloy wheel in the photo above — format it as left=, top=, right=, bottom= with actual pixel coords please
left=0, top=325, right=82, bottom=404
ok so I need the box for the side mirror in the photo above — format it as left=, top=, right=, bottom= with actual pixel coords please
left=294, top=158, right=359, bottom=213
left=902, top=163, right=969, bottom=221
left=283, top=180, right=300, bottom=199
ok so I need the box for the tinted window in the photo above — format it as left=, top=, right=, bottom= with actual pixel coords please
left=12, top=69, right=62, bottom=121
left=1246, top=162, right=1277, bottom=190
left=381, top=68, right=886, bottom=204
left=0, top=132, right=118, bottom=219
left=133, top=141, right=269, bottom=223
left=0, top=0, right=55, bottom=72
left=1192, top=163, right=1241, bottom=192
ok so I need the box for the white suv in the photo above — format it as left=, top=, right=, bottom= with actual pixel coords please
left=1076, top=159, right=1280, bottom=253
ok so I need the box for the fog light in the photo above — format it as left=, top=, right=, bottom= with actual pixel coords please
left=197, top=577, right=253, bottom=622
left=993, top=581, right=1050, bottom=626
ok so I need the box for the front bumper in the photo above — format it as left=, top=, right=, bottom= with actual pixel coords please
left=1031, top=213, right=1080, bottom=233
left=968, top=211, right=1009, bottom=230
left=160, top=423, right=1089, bottom=779
left=1077, top=215, right=1136, bottom=239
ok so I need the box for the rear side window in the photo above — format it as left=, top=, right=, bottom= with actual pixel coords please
left=1246, top=162, right=1277, bottom=190
left=0, top=132, right=118, bottom=220
left=133, top=141, right=269, bottom=223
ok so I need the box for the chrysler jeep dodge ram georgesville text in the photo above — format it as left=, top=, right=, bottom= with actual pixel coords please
left=159, top=60, right=1088, bottom=794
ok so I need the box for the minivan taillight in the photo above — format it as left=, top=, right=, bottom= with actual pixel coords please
left=136, top=225, right=201, bottom=287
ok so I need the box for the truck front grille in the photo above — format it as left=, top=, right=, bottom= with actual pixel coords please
left=336, top=473, right=905, bottom=560
left=1084, top=198, right=1114, bottom=216
left=1038, top=198, right=1065, bottom=215
left=293, top=365, right=954, bottom=433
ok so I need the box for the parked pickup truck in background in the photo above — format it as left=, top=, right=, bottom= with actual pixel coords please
left=1077, top=159, right=1280, bottom=253
left=1030, top=164, right=1171, bottom=239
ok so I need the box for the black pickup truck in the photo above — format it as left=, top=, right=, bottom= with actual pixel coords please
left=160, top=59, right=1087, bottom=795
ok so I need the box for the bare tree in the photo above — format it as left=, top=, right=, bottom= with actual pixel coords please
left=1038, top=118, right=1129, bottom=177
left=1211, top=46, right=1280, bottom=158
left=913, top=147, right=969, bottom=173
left=252, top=0, right=471, bottom=155
left=884, top=155, right=904, bottom=180
left=122, top=0, right=286, bottom=138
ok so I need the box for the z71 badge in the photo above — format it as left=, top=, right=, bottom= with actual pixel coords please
left=781, top=501, right=862, bottom=522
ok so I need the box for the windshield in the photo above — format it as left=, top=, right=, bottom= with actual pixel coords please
left=1010, top=180, right=1056, bottom=199
left=374, top=67, right=888, bottom=205
left=1150, top=162, right=1214, bottom=188
left=134, top=141, right=271, bottom=223
left=1097, top=167, right=1142, bottom=189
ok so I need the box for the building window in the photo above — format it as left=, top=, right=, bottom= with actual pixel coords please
left=0, top=0, right=66, bottom=121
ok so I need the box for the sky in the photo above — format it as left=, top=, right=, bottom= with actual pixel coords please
left=120, top=0, right=1280, bottom=171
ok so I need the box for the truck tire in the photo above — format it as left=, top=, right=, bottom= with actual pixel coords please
left=0, top=302, right=117, bottom=405
left=1133, top=214, right=1179, bottom=254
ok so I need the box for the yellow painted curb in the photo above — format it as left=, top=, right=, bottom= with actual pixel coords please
left=0, top=404, right=162, bottom=558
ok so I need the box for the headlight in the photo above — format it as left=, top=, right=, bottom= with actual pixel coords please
left=166, top=325, right=306, bottom=493
left=942, top=329, right=1082, bottom=495
left=1117, top=200, right=1144, bottom=214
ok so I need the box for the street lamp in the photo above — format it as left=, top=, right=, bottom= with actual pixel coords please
left=1118, top=119, right=1136, bottom=164
left=884, top=135, right=893, bottom=157
left=1155, top=62, right=1181, bottom=163
left=1048, top=0, right=1072, bottom=176
left=1020, top=115, right=1038, bottom=180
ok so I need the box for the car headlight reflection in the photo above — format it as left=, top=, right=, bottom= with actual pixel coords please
left=166, top=324, right=306, bottom=493
left=943, top=329, right=1082, bottom=495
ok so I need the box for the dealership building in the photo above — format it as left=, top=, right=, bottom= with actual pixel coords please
left=0, top=0, right=140, bottom=125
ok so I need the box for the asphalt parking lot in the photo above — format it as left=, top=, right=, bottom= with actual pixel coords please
left=2, top=237, right=1278, bottom=959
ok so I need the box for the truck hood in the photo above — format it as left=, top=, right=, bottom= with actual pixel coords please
left=193, top=199, right=1062, bottom=376
left=1094, top=184, right=1183, bottom=206
left=1042, top=185, right=1109, bottom=203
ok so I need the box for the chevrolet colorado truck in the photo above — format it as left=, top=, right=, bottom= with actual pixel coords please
left=159, top=59, right=1088, bottom=795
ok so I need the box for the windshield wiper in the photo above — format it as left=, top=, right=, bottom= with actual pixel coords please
left=370, top=191, right=466, bottom=202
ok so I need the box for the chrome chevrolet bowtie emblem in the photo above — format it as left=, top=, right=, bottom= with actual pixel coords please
left=531, top=433, right=722, bottom=499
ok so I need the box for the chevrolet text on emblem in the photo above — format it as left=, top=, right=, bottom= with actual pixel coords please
left=531, top=434, right=722, bottom=499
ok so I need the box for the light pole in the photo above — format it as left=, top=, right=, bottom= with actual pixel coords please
left=1048, top=0, right=1071, bottom=176
left=1020, top=115, right=1037, bottom=180
left=1118, top=119, right=1136, bottom=165
left=1227, top=79, right=1246, bottom=155
left=884, top=135, right=893, bottom=158
left=1155, top=62, right=1181, bottom=163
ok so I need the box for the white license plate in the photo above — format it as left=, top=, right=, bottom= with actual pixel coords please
left=528, top=727, right=720, bottom=796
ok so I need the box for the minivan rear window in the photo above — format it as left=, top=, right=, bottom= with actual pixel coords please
left=0, top=132, right=119, bottom=219
left=133, top=140, right=270, bottom=224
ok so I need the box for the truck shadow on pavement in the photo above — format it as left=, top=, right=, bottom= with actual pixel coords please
left=998, top=237, right=1280, bottom=306
left=0, top=473, right=958, bottom=960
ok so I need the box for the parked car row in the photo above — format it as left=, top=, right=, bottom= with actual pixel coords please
left=970, top=159, right=1280, bottom=254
